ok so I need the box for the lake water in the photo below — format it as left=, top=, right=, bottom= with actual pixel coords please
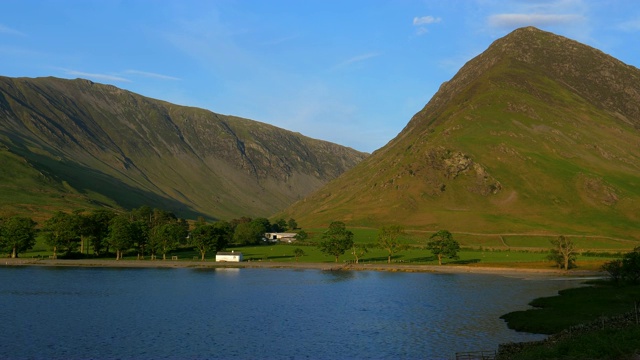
left=0, top=266, right=584, bottom=360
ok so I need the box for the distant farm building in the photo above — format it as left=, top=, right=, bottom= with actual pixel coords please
left=215, top=251, right=243, bottom=262
left=264, top=232, right=297, bottom=243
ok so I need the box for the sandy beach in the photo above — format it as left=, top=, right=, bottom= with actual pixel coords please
left=1, top=257, right=603, bottom=278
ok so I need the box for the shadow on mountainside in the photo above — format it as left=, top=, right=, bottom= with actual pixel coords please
left=4, top=135, right=212, bottom=220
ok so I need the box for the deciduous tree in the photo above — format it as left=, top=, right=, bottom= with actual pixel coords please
left=547, top=235, right=576, bottom=270
left=190, top=223, right=229, bottom=261
left=86, top=209, right=116, bottom=256
left=42, top=212, right=80, bottom=259
left=149, top=222, right=188, bottom=260
left=377, top=225, right=405, bottom=264
left=317, top=221, right=354, bottom=262
left=426, top=230, right=460, bottom=265
left=107, top=215, right=136, bottom=260
left=351, top=243, right=368, bottom=264
left=293, top=248, right=305, bottom=262
left=0, top=216, right=37, bottom=258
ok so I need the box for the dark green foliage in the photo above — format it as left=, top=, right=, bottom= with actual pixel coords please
left=85, top=209, right=117, bottom=256
left=190, top=222, right=230, bottom=261
left=287, top=218, right=298, bottom=230
left=603, top=247, right=640, bottom=284
left=501, top=282, right=640, bottom=334
left=271, top=218, right=288, bottom=232
left=107, top=216, right=137, bottom=260
left=233, top=222, right=263, bottom=245
left=295, top=230, right=308, bottom=241
left=0, top=216, right=38, bottom=258
left=505, top=327, right=640, bottom=360
left=426, top=230, right=460, bottom=265
left=149, top=222, right=188, bottom=260
left=42, top=211, right=81, bottom=258
left=317, top=221, right=354, bottom=262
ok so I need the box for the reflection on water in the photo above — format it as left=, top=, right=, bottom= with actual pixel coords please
left=0, top=266, right=584, bottom=360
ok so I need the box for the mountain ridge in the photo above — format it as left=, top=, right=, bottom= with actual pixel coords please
left=0, top=76, right=367, bottom=220
left=280, top=27, right=640, bottom=240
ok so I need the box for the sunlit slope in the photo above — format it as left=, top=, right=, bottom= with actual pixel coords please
left=0, top=76, right=367, bottom=220
left=280, top=27, right=640, bottom=240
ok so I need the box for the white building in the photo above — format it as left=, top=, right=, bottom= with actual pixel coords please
left=264, top=232, right=297, bottom=243
left=215, top=251, right=243, bottom=262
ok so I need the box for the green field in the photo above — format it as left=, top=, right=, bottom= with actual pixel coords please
left=20, top=227, right=629, bottom=271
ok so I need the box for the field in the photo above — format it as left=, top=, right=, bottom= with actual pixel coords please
left=20, top=227, right=635, bottom=271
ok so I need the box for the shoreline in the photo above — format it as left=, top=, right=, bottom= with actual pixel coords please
left=1, top=257, right=603, bottom=278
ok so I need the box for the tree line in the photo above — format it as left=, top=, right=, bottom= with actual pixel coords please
left=0, top=206, right=300, bottom=260
left=315, top=221, right=461, bottom=264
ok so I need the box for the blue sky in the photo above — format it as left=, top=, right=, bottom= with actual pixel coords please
left=2, top=0, right=639, bottom=153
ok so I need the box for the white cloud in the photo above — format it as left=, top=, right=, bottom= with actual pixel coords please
left=0, top=24, right=26, bottom=37
left=412, top=15, right=441, bottom=36
left=125, top=70, right=180, bottom=81
left=488, top=13, right=585, bottom=28
left=413, top=16, right=442, bottom=26
left=63, top=70, right=131, bottom=83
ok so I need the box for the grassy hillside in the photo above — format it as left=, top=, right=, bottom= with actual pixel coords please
left=279, top=27, right=640, bottom=242
left=0, top=76, right=367, bottom=220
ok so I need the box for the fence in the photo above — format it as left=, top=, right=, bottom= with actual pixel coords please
left=455, top=350, right=496, bottom=360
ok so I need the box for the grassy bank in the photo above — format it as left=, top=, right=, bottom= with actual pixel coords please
left=19, top=228, right=629, bottom=271
left=499, top=281, right=640, bottom=359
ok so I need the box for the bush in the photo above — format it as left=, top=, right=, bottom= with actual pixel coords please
left=602, top=247, right=640, bottom=284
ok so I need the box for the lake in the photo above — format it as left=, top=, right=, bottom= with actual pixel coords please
left=0, top=266, right=584, bottom=359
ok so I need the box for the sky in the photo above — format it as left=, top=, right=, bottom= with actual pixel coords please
left=1, top=0, right=639, bottom=153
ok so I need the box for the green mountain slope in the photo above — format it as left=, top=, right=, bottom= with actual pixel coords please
left=280, top=27, right=640, bottom=240
left=0, top=76, right=367, bottom=220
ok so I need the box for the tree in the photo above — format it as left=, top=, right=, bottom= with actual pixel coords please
left=602, top=247, right=640, bottom=283
left=0, top=216, right=37, bottom=258
left=426, top=230, right=460, bottom=265
left=621, top=247, right=640, bottom=283
left=288, top=218, right=298, bottom=230
left=271, top=218, right=288, bottom=232
left=42, top=212, right=80, bottom=259
left=149, top=222, right=188, bottom=260
left=107, top=216, right=136, bottom=260
left=295, top=230, right=308, bottom=242
left=601, top=259, right=624, bottom=283
left=86, top=209, right=116, bottom=256
left=351, top=243, right=368, bottom=264
left=293, top=248, right=305, bottom=262
left=377, top=225, right=406, bottom=264
left=547, top=235, right=577, bottom=270
left=233, top=220, right=267, bottom=245
left=317, top=221, right=354, bottom=262
left=190, top=223, right=229, bottom=261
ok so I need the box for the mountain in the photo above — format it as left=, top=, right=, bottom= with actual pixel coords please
left=280, top=27, right=640, bottom=240
left=0, top=76, right=367, bottom=220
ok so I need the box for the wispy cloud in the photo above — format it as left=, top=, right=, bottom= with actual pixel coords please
left=125, top=70, right=180, bottom=81
left=262, top=34, right=299, bottom=46
left=488, top=13, right=585, bottom=28
left=333, top=52, right=381, bottom=70
left=0, top=24, right=26, bottom=37
left=618, top=18, right=640, bottom=32
left=63, top=69, right=131, bottom=83
left=412, top=15, right=441, bottom=35
left=413, top=16, right=441, bottom=26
